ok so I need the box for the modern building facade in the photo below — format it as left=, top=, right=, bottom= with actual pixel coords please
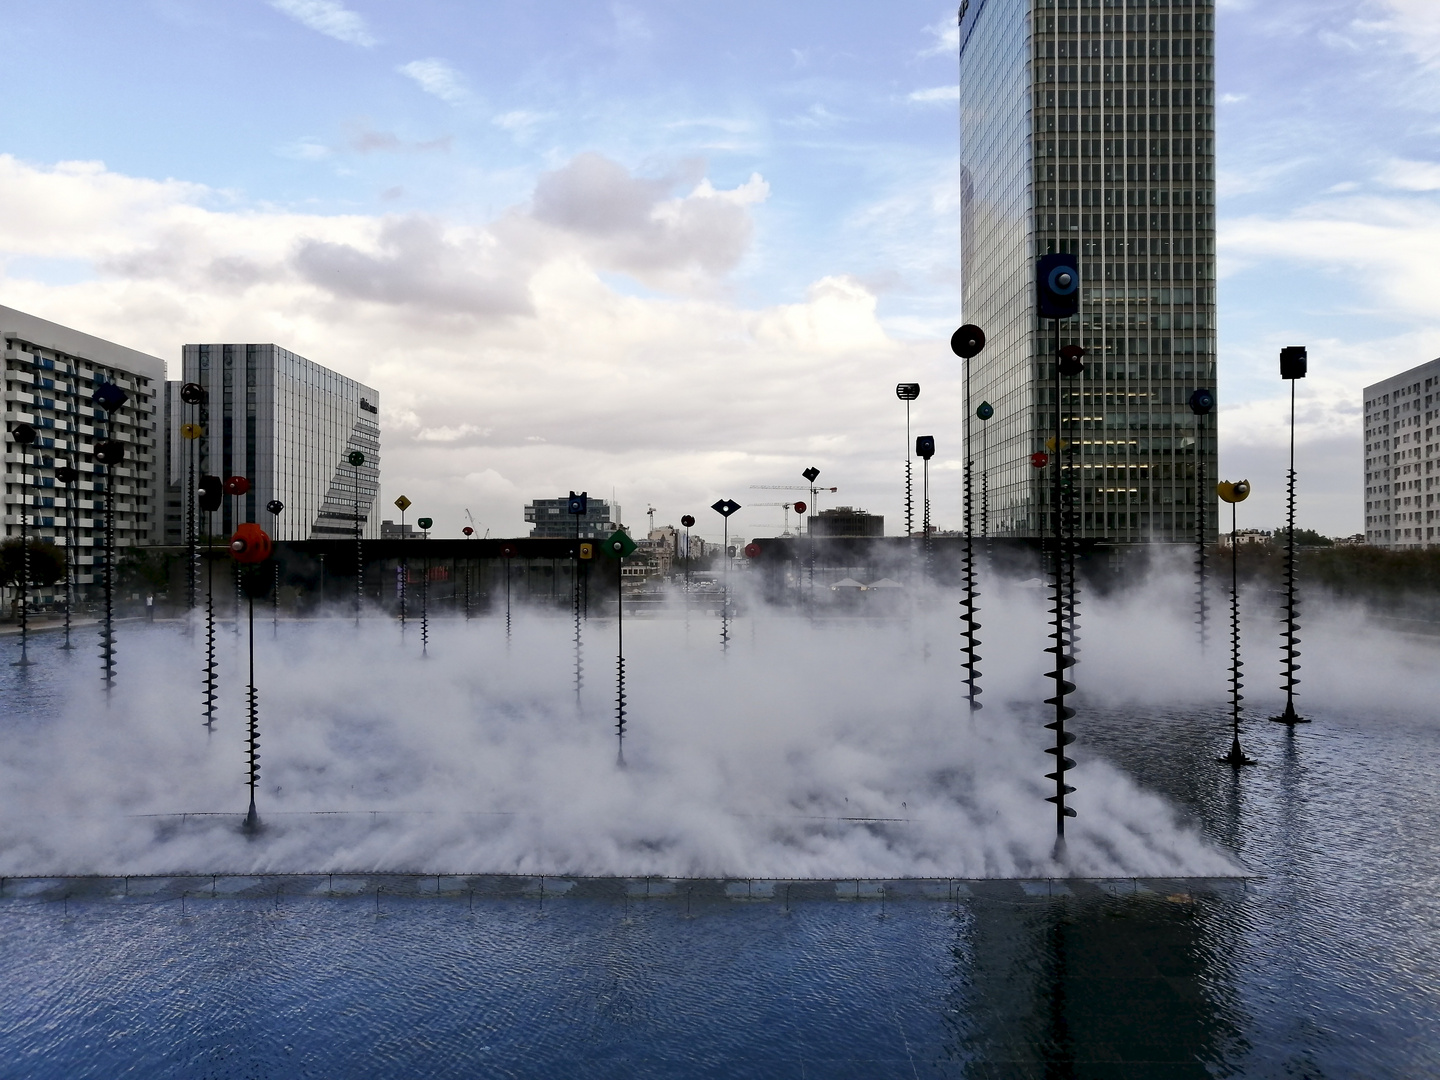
left=1363, top=357, right=1440, bottom=549
left=3, top=305, right=165, bottom=599
left=958, top=0, right=1219, bottom=542
left=524, top=496, right=618, bottom=539
left=808, top=507, right=885, bottom=538
left=165, top=344, right=380, bottom=544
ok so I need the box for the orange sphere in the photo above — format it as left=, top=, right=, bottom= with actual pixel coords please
left=229, top=523, right=273, bottom=564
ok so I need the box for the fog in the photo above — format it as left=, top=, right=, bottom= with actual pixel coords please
left=2, top=561, right=1433, bottom=880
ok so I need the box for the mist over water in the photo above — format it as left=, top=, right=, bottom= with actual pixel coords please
left=2, top=563, right=1433, bottom=880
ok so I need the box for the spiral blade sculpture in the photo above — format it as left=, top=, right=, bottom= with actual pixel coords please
left=1274, top=354, right=1307, bottom=725
left=951, top=326, right=987, bottom=713
left=1217, top=480, right=1256, bottom=766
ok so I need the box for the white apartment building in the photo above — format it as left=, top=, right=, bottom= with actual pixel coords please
left=1363, top=357, right=1440, bottom=549
left=3, top=305, right=164, bottom=601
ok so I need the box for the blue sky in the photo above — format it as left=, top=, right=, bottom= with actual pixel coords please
left=1, top=0, right=1436, bottom=539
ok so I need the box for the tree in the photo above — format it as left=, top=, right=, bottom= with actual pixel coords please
left=0, top=538, right=67, bottom=588
left=1273, top=526, right=1334, bottom=547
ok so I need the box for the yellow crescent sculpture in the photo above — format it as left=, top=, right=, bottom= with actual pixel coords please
left=1217, top=480, right=1251, bottom=504
left=181, top=423, right=203, bottom=440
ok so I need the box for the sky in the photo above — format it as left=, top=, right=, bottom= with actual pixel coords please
left=0, top=0, right=1437, bottom=542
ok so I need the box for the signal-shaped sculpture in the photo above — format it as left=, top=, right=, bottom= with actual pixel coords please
left=680, top=515, right=696, bottom=595
left=712, top=498, right=741, bottom=653
left=1217, top=480, right=1257, bottom=766
left=348, top=451, right=366, bottom=623
left=417, top=516, right=433, bottom=655
left=92, top=379, right=129, bottom=690
left=1036, top=255, right=1081, bottom=846
left=462, top=525, right=475, bottom=620
left=568, top=492, right=588, bottom=707
left=603, top=529, right=638, bottom=765
left=801, top=468, right=820, bottom=604
left=896, top=383, right=920, bottom=543
left=229, top=521, right=274, bottom=830
left=500, top=542, right=518, bottom=645
left=179, top=381, right=208, bottom=611
left=9, top=422, right=37, bottom=667
left=951, top=323, right=987, bottom=712
left=976, top=401, right=994, bottom=541
left=199, top=474, right=223, bottom=728
left=56, top=463, right=80, bottom=650
left=1273, top=346, right=1308, bottom=726
left=394, top=494, right=412, bottom=629
left=266, top=500, right=284, bottom=634
left=916, top=435, right=936, bottom=580
left=1189, top=389, right=1216, bottom=650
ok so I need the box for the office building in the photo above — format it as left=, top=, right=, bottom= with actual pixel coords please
left=3, top=305, right=164, bottom=598
left=165, top=344, right=381, bottom=543
left=1363, top=357, right=1440, bottom=549
left=808, top=507, right=885, bottom=538
left=524, top=496, right=618, bottom=539
left=958, top=0, right=1218, bottom=542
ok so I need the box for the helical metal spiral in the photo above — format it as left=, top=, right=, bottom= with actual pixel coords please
left=1044, top=532, right=1078, bottom=831
left=1274, top=463, right=1305, bottom=724
left=420, top=560, right=430, bottom=656
left=573, top=565, right=584, bottom=707
left=961, top=452, right=982, bottom=712
left=244, top=592, right=261, bottom=831
left=615, top=655, right=627, bottom=765
left=905, top=455, right=914, bottom=541
left=204, top=543, right=218, bottom=730
left=99, top=468, right=116, bottom=689
left=1217, top=490, right=1256, bottom=766
left=1195, top=449, right=1209, bottom=650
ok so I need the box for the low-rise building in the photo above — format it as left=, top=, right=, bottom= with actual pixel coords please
left=524, top=496, right=617, bottom=539
left=808, top=506, right=884, bottom=539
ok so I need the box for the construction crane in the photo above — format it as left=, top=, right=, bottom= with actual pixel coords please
left=749, top=502, right=804, bottom=536
left=646, top=505, right=657, bottom=535
left=749, top=485, right=837, bottom=528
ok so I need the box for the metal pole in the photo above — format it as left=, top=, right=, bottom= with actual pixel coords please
left=399, top=508, right=407, bottom=629
left=615, top=551, right=626, bottom=766
left=905, top=399, right=914, bottom=541
left=1045, top=320, right=1077, bottom=844
left=244, top=590, right=260, bottom=831
left=15, top=443, right=31, bottom=667
left=962, top=349, right=980, bottom=709
left=1274, top=378, right=1306, bottom=725
left=721, top=518, right=729, bottom=653
left=101, top=445, right=115, bottom=689
left=61, top=460, right=74, bottom=650
left=1220, top=498, right=1255, bottom=766
left=354, top=463, right=362, bottom=626
left=1196, top=412, right=1208, bottom=650
left=204, top=515, right=217, bottom=730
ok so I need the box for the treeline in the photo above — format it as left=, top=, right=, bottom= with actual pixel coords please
left=1235, top=542, right=1440, bottom=616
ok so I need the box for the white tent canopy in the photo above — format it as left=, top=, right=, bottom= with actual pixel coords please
left=829, top=577, right=864, bottom=590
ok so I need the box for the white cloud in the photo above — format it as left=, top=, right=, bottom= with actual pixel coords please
left=492, top=110, right=552, bottom=136
left=908, top=85, right=960, bottom=104
left=267, top=0, right=376, bottom=48
left=920, top=13, right=960, bottom=58
left=1369, top=0, right=1440, bottom=68
left=397, top=59, right=470, bottom=105
left=0, top=154, right=931, bottom=542
left=1219, top=92, right=1249, bottom=105
left=1378, top=157, right=1440, bottom=191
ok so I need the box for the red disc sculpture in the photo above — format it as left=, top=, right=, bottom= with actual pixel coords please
left=224, top=475, right=251, bottom=497
left=1030, top=451, right=1050, bottom=469
left=744, top=543, right=761, bottom=558
left=793, top=501, right=807, bottom=514
left=229, top=523, right=272, bottom=564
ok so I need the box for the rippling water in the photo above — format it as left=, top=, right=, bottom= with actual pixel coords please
left=1, top=618, right=1437, bottom=1077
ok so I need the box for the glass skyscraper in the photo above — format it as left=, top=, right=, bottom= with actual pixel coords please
left=959, top=0, right=1219, bottom=543
left=165, top=344, right=381, bottom=543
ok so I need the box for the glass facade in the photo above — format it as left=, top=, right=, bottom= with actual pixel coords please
left=960, top=0, right=1219, bottom=542
left=168, top=345, right=381, bottom=543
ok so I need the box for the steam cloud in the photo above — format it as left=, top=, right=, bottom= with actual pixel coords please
left=3, top=565, right=1428, bottom=880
